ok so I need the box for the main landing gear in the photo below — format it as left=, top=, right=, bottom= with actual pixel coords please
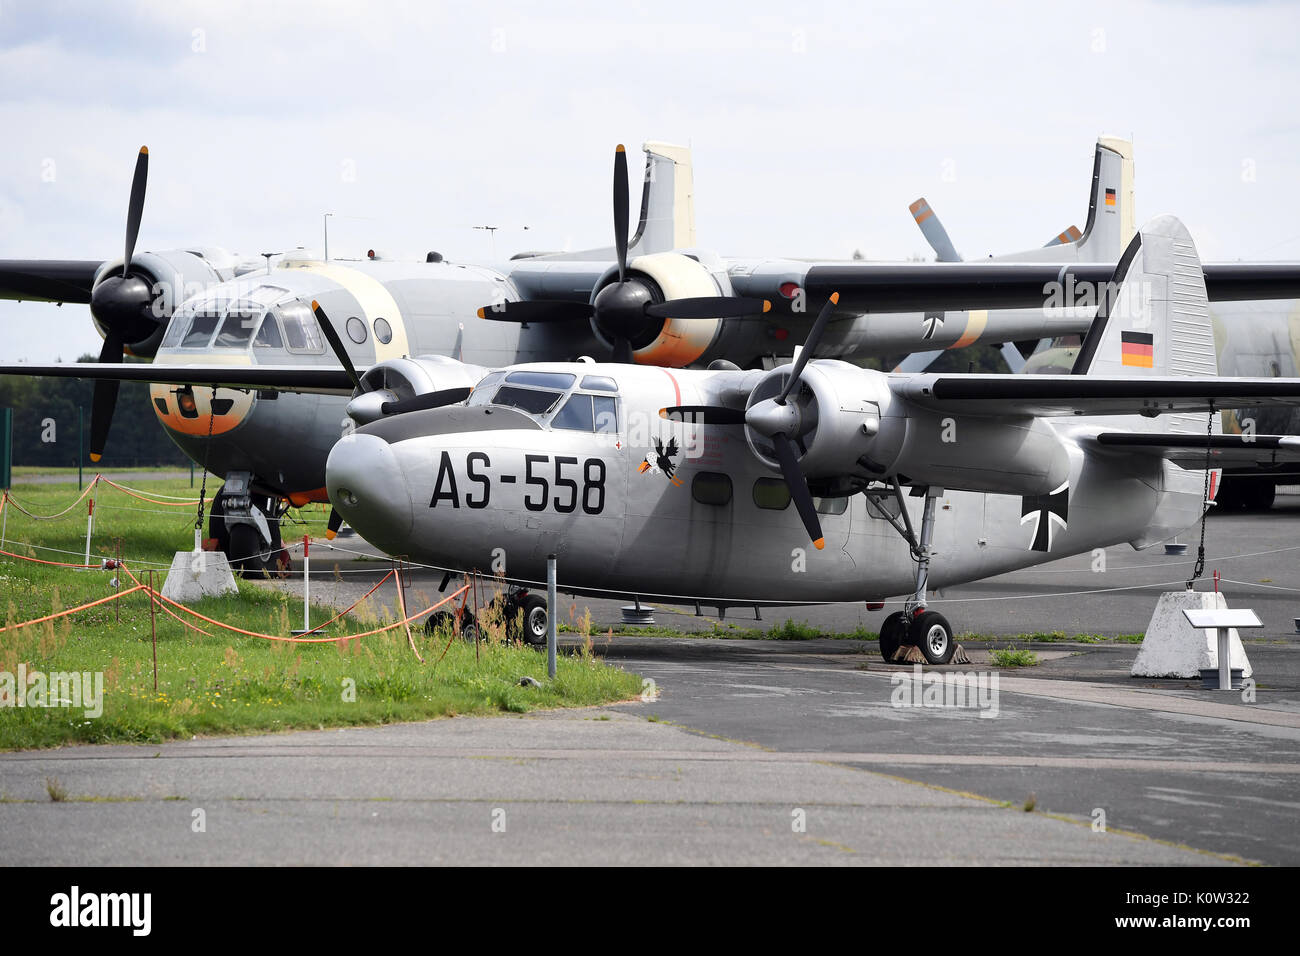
left=865, top=480, right=963, bottom=666
left=424, top=587, right=548, bottom=647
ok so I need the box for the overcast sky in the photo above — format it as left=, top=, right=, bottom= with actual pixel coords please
left=2, top=0, right=1297, bottom=361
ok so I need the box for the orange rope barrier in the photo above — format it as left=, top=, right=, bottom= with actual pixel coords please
left=98, top=477, right=202, bottom=507
left=0, top=544, right=100, bottom=568
left=0, top=583, right=147, bottom=634
left=0, top=476, right=99, bottom=520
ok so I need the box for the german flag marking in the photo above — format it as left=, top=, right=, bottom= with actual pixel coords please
left=1105, top=187, right=1117, bottom=207
left=1121, top=330, right=1154, bottom=368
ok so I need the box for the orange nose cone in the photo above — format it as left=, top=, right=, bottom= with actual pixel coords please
left=813, top=538, right=825, bottom=551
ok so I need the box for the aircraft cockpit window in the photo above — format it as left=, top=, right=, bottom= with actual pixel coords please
left=253, top=313, right=284, bottom=348
left=551, top=394, right=595, bottom=431
left=506, top=371, right=576, bottom=390
left=213, top=310, right=264, bottom=349
left=491, top=386, right=564, bottom=416
left=594, top=396, right=618, bottom=433
left=278, top=301, right=325, bottom=353
left=465, top=372, right=506, bottom=405
left=181, top=310, right=222, bottom=348
left=579, top=375, right=618, bottom=392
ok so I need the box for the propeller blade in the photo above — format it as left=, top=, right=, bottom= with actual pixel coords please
left=771, top=433, right=824, bottom=550
left=643, top=297, right=772, bottom=320
left=123, top=146, right=149, bottom=278
left=777, top=291, right=839, bottom=404
left=310, top=300, right=361, bottom=391
left=89, top=334, right=124, bottom=462
left=611, top=336, right=634, bottom=364
left=613, top=144, right=629, bottom=284
left=326, top=508, right=344, bottom=541
left=908, top=197, right=961, bottom=263
left=380, top=387, right=473, bottom=416
left=476, top=300, right=594, bottom=323
left=659, top=405, right=747, bottom=425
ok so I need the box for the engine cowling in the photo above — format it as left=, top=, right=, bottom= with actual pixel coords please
left=590, top=252, right=726, bottom=366
left=345, top=355, right=486, bottom=426
left=745, top=360, right=1070, bottom=497
left=91, top=249, right=226, bottom=358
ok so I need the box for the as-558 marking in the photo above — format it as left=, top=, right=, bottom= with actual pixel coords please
left=429, top=451, right=608, bottom=515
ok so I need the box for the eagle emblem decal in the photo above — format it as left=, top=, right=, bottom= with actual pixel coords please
left=638, top=437, right=684, bottom=487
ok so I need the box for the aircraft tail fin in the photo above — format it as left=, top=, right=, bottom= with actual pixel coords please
left=630, top=141, right=696, bottom=254
left=1071, top=215, right=1217, bottom=384
left=991, top=136, right=1135, bottom=263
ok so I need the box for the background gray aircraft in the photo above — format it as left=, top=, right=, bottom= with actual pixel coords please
left=3, top=142, right=1297, bottom=574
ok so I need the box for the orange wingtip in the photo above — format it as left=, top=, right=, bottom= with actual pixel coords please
left=616, top=144, right=626, bottom=153
left=89, top=453, right=102, bottom=463
left=325, top=530, right=337, bottom=540
left=829, top=292, right=840, bottom=305
left=762, top=300, right=772, bottom=313
left=139, top=146, right=149, bottom=155
left=813, top=538, right=825, bottom=550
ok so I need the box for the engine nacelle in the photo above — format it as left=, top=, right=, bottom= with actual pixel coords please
left=347, top=355, right=486, bottom=425
left=590, top=252, right=726, bottom=366
left=746, top=360, right=1070, bottom=497
left=92, top=249, right=227, bottom=357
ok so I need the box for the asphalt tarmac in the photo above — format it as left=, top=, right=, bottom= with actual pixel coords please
left=1, top=497, right=1297, bottom=865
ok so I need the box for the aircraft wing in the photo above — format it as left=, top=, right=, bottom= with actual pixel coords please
left=0, top=260, right=103, bottom=303
left=0, top=362, right=360, bottom=395
left=729, top=262, right=1300, bottom=315
left=895, top=374, right=1300, bottom=418
left=1089, top=432, right=1300, bottom=467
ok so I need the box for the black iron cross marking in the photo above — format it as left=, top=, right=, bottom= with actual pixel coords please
left=1020, top=481, right=1069, bottom=552
left=922, top=311, right=944, bottom=340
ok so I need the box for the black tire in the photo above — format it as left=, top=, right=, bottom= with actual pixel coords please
left=520, top=594, right=548, bottom=647
left=228, top=522, right=267, bottom=579
left=879, top=611, right=908, bottom=663
left=457, top=611, right=480, bottom=642
left=424, top=610, right=455, bottom=636
left=911, top=610, right=955, bottom=665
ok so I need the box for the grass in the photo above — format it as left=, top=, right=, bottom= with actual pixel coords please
left=958, top=630, right=1144, bottom=645
left=0, top=476, right=643, bottom=750
left=989, top=646, right=1041, bottom=668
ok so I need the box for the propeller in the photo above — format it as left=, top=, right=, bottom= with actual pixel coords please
left=478, top=144, right=769, bottom=363
left=87, top=146, right=161, bottom=462
left=326, top=508, right=344, bottom=541
left=311, top=300, right=362, bottom=391
left=659, top=291, right=843, bottom=550
left=908, top=197, right=961, bottom=262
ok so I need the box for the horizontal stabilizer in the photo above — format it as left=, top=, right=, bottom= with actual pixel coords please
left=1090, top=431, right=1300, bottom=467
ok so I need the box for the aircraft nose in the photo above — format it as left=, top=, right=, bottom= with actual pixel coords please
left=326, top=433, right=414, bottom=551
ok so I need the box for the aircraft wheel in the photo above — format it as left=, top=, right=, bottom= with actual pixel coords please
left=879, top=611, right=908, bottom=663
left=228, top=523, right=268, bottom=579
left=912, top=611, right=955, bottom=665
left=1244, top=481, right=1276, bottom=511
left=457, top=612, right=481, bottom=642
left=424, top=610, right=455, bottom=636
left=521, top=595, right=548, bottom=647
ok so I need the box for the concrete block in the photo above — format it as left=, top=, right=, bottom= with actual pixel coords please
left=161, top=549, right=238, bottom=604
left=1131, top=590, right=1252, bottom=679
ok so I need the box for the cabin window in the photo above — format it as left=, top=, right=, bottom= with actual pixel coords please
left=373, top=317, right=393, bottom=344
left=181, top=310, right=221, bottom=348
left=346, top=317, right=368, bottom=344
left=551, top=394, right=595, bottom=432
left=278, top=301, right=324, bottom=353
left=594, top=396, right=619, bottom=433
left=753, top=478, right=791, bottom=510
left=491, top=385, right=564, bottom=416
left=253, top=313, right=283, bottom=348
left=213, top=310, right=262, bottom=348
left=692, top=472, right=733, bottom=506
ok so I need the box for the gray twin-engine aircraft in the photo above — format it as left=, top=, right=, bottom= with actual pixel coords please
left=3, top=142, right=1298, bottom=574
left=323, top=216, right=1300, bottom=663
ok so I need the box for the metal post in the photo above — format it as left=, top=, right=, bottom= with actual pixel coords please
left=190, top=461, right=194, bottom=488
left=149, top=570, right=158, bottom=692
left=83, top=492, right=95, bottom=567
left=546, top=553, right=557, bottom=680
left=1217, top=627, right=1232, bottom=692
left=302, top=534, right=310, bottom=633
left=0, top=407, right=11, bottom=490
left=77, top=406, right=83, bottom=491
